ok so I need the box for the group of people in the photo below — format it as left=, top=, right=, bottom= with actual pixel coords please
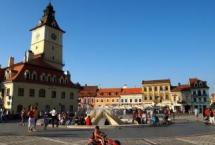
left=19, top=106, right=94, bottom=131
left=21, top=105, right=39, bottom=132
left=19, top=107, right=59, bottom=131
left=131, top=106, right=172, bottom=125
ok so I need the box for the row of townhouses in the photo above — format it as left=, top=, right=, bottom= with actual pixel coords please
left=0, top=3, right=79, bottom=114
left=79, top=78, right=210, bottom=113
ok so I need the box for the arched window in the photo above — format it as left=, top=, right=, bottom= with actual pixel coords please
left=32, top=71, right=37, bottom=80
left=198, top=90, right=201, bottom=96
left=52, top=75, right=57, bottom=83
left=59, top=76, right=64, bottom=84
left=64, top=77, right=68, bottom=84
left=24, top=70, right=30, bottom=79
left=203, top=90, right=207, bottom=96
left=47, top=74, right=51, bottom=82
left=5, top=70, right=11, bottom=79
left=40, top=73, right=46, bottom=81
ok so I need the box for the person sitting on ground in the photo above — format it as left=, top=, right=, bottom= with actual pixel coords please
left=88, top=126, right=106, bottom=145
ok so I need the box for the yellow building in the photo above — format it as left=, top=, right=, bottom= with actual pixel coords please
left=142, top=79, right=173, bottom=108
left=0, top=3, right=80, bottom=114
left=94, top=88, right=121, bottom=108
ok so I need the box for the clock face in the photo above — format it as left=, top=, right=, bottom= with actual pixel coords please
left=51, top=33, right=57, bottom=41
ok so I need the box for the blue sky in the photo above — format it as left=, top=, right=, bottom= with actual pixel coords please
left=0, top=0, right=214, bottom=93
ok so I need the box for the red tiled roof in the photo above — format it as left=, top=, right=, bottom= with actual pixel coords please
left=189, top=78, right=199, bottom=86
left=1, top=59, right=78, bottom=88
left=171, top=85, right=190, bottom=92
left=121, top=88, right=142, bottom=95
left=142, top=79, right=171, bottom=84
left=29, top=55, right=61, bottom=71
left=79, top=86, right=98, bottom=98
left=97, top=88, right=122, bottom=97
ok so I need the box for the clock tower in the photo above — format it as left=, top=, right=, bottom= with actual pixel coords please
left=30, top=3, right=65, bottom=70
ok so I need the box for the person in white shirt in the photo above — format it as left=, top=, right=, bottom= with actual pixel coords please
left=194, top=108, right=199, bottom=120
left=50, top=108, right=58, bottom=128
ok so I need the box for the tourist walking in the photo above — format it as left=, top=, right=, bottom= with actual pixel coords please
left=209, top=109, right=215, bottom=124
left=194, top=107, right=199, bottom=120
left=43, top=112, right=49, bottom=130
left=27, top=106, right=35, bottom=132
left=50, top=108, right=58, bottom=128
left=19, top=108, right=26, bottom=126
left=141, top=111, right=147, bottom=124
left=33, top=106, right=39, bottom=130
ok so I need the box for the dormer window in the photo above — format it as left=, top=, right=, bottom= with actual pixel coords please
left=24, top=70, right=30, bottom=79
left=59, top=76, right=64, bottom=84
left=32, top=71, right=37, bottom=80
left=5, top=70, right=10, bottom=80
left=64, top=78, right=68, bottom=84
left=47, top=74, right=51, bottom=82
left=199, top=82, right=202, bottom=87
left=40, top=73, right=46, bottom=81
left=52, top=75, right=57, bottom=83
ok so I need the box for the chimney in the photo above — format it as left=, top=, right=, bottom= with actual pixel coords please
left=24, top=50, right=34, bottom=62
left=65, top=70, right=71, bottom=80
left=0, top=64, right=1, bottom=69
left=178, top=83, right=181, bottom=86
left=8, top=56, right=14, bottom=67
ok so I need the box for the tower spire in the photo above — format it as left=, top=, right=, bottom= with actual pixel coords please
left=30, top=3, right=65, bottom=33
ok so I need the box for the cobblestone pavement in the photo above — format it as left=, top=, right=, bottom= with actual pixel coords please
left=0, top=134, right=215, bottom=145
left=0, top=116, right=215, bottom=145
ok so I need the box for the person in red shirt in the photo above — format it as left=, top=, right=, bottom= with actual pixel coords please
left=27, top=106, right=35, bottom=132
left=85, top=116, right=92, bottom=126
left=204, top=108, right=210, bottom=120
